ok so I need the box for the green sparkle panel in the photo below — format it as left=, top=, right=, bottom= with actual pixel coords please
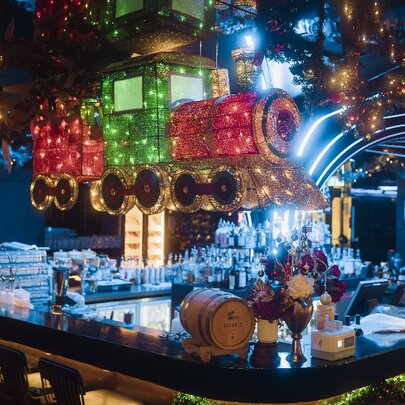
left=172, top=0, right=206, bottom=21
left=114, top=76, right=143, bottom=112
left=170, top=73, right=204, bottom=108
left=103, top=58, right=213, bottom=168
left=116, top=0, right=143, bottom=18
left=105, top=140, right=131, bottom=167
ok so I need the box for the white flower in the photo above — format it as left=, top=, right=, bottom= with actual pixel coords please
left=286, top=274, right=314, bottom=299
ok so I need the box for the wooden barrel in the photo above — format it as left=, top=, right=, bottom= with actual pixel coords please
left=180, top=289, right=255, bottom=350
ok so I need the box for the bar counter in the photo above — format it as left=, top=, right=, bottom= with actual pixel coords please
left=0, top=305, right=403, bottom=404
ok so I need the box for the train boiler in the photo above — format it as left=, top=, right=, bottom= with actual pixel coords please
left=166, top=89, right=327, bottom=212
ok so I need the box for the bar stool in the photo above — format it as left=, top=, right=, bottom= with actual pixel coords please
left=0, top=344, right=45, bottom=404
left=39, top=358, right=145, bottom=405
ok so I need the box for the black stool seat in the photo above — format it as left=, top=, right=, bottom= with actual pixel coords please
left=39, top=358, right=144, bottom=405
left=0, top=344, right=45, bottom=404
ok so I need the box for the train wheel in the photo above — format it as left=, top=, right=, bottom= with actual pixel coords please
left=100, top=168, right=134, bottom=215
left=89, top=181, right=105, bottom=212
left=208, top=166, right=246, bottom=212
left=30, top=175, right=53, bottom=210
left=54, top=174, right=79, bottom=211
left=170, top=169, right=203, bottom=213
left=134, top=164, right=169, bottom=215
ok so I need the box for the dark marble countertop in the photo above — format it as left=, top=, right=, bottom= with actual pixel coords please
left=0, top=305, right=403, bottom=403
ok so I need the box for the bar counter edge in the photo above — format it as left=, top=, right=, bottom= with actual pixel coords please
left=0, top=306, right=403, bottom=403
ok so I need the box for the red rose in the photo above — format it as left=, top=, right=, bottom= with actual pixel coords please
left=298, top=254, right=314, bottom=274
left=314, top=250, right=328, bottom=273
left=331, top=289, right=343, bottom=303
left=330, top=265, right=341, bottom=278
left=338, top=281, right=346, bottom=292
left=330, top=281, right=346, bottom=303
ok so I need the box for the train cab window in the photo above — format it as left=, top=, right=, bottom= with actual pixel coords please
left=172, top=0, right=206, bottom=21
left=115, top=0, right=143, bottom=18
left=169, top=74, right=204, bottom=109
left=114, top=76, right=143, bottom=112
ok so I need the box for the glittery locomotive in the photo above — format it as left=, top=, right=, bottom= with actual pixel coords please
left=30, top=53, right=327, bottom=214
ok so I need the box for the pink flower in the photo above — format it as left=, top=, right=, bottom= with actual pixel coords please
left=245, top=280, right=294, bottom=321
left=254, top=289, right=274, bottom=303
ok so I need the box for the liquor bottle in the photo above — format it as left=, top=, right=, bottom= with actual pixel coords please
left=177, top=254, right=183, bottom=283
left=126, top=256, right=134, bottom=281
left=239, top=262, right=247, bottom=289
left=234, top=260, right=240, bottom=290
left=133, top=256, right=141, bottom=285
left=110, top=257, right=119, bottom=280
left=220, top=222, right=228, bottom=248
left=165, top=253, right=173, bottom=283
left=205, top=255, right=214, bottom=286
left=246, top=226, right=257, bottom=249
left=181, top=250, right=190, bottom=283
left=81, top=259, right=89, bottom=294
left=257, top=224, right=266, bottom=249
left=242, top=254, right=251, bottom=284
left=142, top=257, right=149, bottom=284
left=214, top=255, right=222, bottom=288
left=228, top=224, right=235, bottom=247
left=215, top=219, right=223, bottom=246
left=118, top=255, right=126, bottom=280
left=354, top=249, right=362, bottom=277
left=343, top=249, right=355, bottom=276
left=199, top=256, right=207, bottom=286
left=264, top=219, right=272, bottom=247
left=229, top=256, right=236, bottom=290
left=224, top=253, right=230, bottom=288
left=238, top=222, right=246, bottom=248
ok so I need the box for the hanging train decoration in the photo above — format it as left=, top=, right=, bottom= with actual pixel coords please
left=30, top=52, right=327, bottom=214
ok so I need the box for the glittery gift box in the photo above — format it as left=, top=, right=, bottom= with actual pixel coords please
left=83, top=140, right=104, bottom=177
left=104, top=139, right=131, bottom=167
left=100, top=0, right=215, bottom=54
left=33, top=149, right=49, bottom=176
left=102, top=53, right=215, bottom=167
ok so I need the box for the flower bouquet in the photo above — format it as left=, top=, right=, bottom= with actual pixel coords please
left=246, top=229, right=346, bottom=361
left=262, top=233, right=347, bottom=305
left=246, top=277, right=294, bottom=343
